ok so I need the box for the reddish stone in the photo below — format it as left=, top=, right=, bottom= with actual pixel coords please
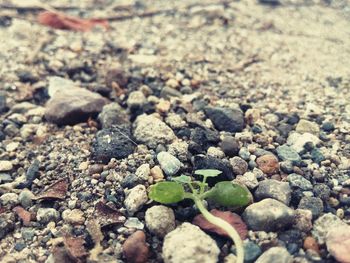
left=192, top=209, right=248, bottom=239
left=256, top=154, right=279, bottom=175
left=123, top=231, right=149, bottom=263
left=326, top=226, right=350, bottom=263
left=303, top=236, right=319, bottom=253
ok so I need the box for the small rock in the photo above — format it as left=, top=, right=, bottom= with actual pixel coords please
left=45, top=86, right=107, bottom=125
left=254, top=179, right=291, bottom=205
left=0, top=193, right=19, bottom=206
left=162, top=223, right=220, bottom=263
left=127, top=91, right=146, bottom=110
left=294, top=209, right=313, bottom=232
left=220, top=136, right=240, bottom=157
left=6, top=142, right=19, bottom=152
left=192, top=209, right=247, bottom=239
left=135, top=164, right=150, bottom=181
left=276, top=145, right=301, bottom=165
left=303, top=236, right=319, bottom=253
left=287, top=133, right=320, bottom=153
left=204, top=106, right=244, bottom=132
left=287, top=173, right=313, bottom=190
left=98, top=102, right=130, bottom=129
left=321, top=122, right=335, bottom=132
left=145, top=205, right=176, bottom=237
left=296, top=119, right=319, bottom=135
left=122, top=231, right=149, bottom=263
left=243, top=241, right=262, bottom=263
left=62, top=209, right=85, bottom=225
left=168, top=140, right=189, bottom=162
left=36, top=208, right=60, bottom=224
left=88, top=164, right=104, bottom=175
left=298, top=196, right=323, bottom=219
left=105, top=65, right=128, bottom=88
left=91, top=125, right=135, bottom=163
left=0, top=213, right=15, bottom=239
left=207, top=147, right=225, bottom=159
left=234, top=172, right=258, bottom=189
left=124, top=185, right=148, bottom=215
left=157, top=152, right=182, bottom=176
left=124, top=217, right=144, bottom=230
left=326, top=226, right=350, bottom=263
left=133, top=114, right=176, bottom=148
left=150, top=166, right=164, bottom=182
left=0, top=161, right=13, bottom=172
left=18, top=190, right=34, bottom=208
left=242, top=199, right=295, bottom=231
left=310, top=148, right=325, bottom=164
left=0, top=91, right=7, bottom=113
left=313, top=184, right=330, bottom=201
left=255, top=247, right=292, bottom=263
left=312, top=213, right=348, bottom=244
left=256, top=154, right=279, bottom=175
left=230, top=156, right=248, bottom=175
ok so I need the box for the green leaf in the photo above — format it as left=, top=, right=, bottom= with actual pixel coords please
left=194, top=169, right=222, bottom=178
left=205, top=181, right=252, bottom=207
left=149, top=182, right=185, bottom=204
left=172, top=175, right=192, bottom=184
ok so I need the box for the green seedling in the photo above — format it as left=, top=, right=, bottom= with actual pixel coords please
left=149, top=169, right=252, bottom=263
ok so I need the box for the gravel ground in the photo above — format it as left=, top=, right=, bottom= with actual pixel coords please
left=0, top=0, right=350, bottom=262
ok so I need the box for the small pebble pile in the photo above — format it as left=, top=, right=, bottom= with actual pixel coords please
left=0, top=1, right=350, bottom=263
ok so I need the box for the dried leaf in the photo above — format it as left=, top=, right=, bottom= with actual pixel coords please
left=34, top=178, right=68, bottom=200
left=37, top=11, right=109, bottom=32
left=13, top=206, right=31, bottom=226
left=86, top=219, right=104, bottom=262
left=94, top=201, right=124, bottom=228
left=63, top=235, right=88, bottom=262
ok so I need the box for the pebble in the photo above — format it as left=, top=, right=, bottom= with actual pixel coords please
left=91, top=125, right=135, bottom=163
left=256, top=154, right=280, bottom=175
left=150, top=166, right=164, bottom=182
left=162, top=223, right=220, bottom=263
left=204, top=106, right=244, bottom=133
left=62, top=209, right=85, bottom=225
left=127, top=91, right=146, bottom=110
left=6, top=142, right=19, bottom=152
left=230, top=156, right=248, bottom=175
left=296, top=119, right=320, bottom=135
left=234, top=172, right=258, bottom=189
left=298, top=196, right=324, bottom=219
left=36, top=208, right=60, bottom=224
left=287, top=173, right=313, bottom=190
left=124, top=185, right=148, bottom=215
left=135, top=164, right=151, bottom=181
left=255, top=247, right=293, bottom=263
left=287, top=132, right=320, bottom=153
left=133, top=114, right=176, bottom=148
left=0, top=193, right=19, bottom=206
left=124, top=217, right=145, bottom=230
left=321, top=121, right=335, bottom=132
left=294, top=209, right=313, bottom=232
left=45, top=86, right=107, bottom=125
left=145, top=205, right=176, bottom=237
left=220, top=136, right=240, bottom=157
left=303, top=236, right=319, bottom=253
left=254, top=179, right=292, bottom=205
left=97, top=102, right=130, bottom=129
left=276, top=145, right=301, bottom=165
left=18, top=190, right=34, bottom=208
left=325, top=225, right=350, bottom=263
left=168, top=140, right=189, bottom=162
left=0, top=160, right=13, bottom=172
left=312, top=213, right=348, bottom=244
left=157, top=152, right=182, bottom=176
left=193, top=209, right=247, bottom=239
left=0, top=213, right=15, bottom=239
left=313, top=184, right=330, bottom=201
left=243, top=241, right=262, bottom=263
left=207, top=147, right=225, bottom=159
left=242, top=198, right=295, bottom=231
left=122, top=231, right=149, bottom=263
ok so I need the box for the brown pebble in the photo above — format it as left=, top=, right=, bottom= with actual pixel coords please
left=88, top=164, right=104, bottom=175
left=150, top=166, right=164, bottom=182
left=256, top=154, right=279, bottom=175
left=192, top=209, right=248, bottom=239
left=303, top=236, right=319, bottom=253
left=123, top=231, right=149, bottom=263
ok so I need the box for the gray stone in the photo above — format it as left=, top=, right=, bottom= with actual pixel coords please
left=18, top=189, right=34, bottom=208
left=162, top=223, right=220, bottom=263
left=127, top=91, right=146, bottom=110
left=204, top=106, right=244, bottom=132
left=254, top=179, right=292, bottom=205
left=124, top=185, right=148, bottom=215
left=287, top=173, right=313, bottom=190
left=135, top=164, right=151, bottom=181
left=234, top=172, right=258, bottom=189
left=312, top=213, right=347, bottom=244
left=0, top=193, right=19, bottom=206
left=0, top=213, right=15, bottom=239
left=45, top=86, right=107, bottom=125
left=0, top=161, right=13, bottom=172
left=133, top=114, right=176, bottom=148
left=298, top=196, right=324, bottom=219
left=145, top=205, right=176, bottom=237
left=124, top=217, right=144, bottom=230
left=91, top=125, right=135, bottom=163
left=97, top=102, right=129, bottom=129
left=157, top=152, right=182, bottom=176
left=276, top=145, right=301, bottom=165
left=36, top=208, right=60, bottom=224
left=230, top=156, right=248, bottom=175
left=242, top=199, right=295, bottom=231
left=0, top=173, right=12, bottom=183
left=296, top=119, right=319, bottom=135
left=255, top=247, right=293, bottom=263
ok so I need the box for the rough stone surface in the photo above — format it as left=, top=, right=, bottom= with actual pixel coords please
left=135, top=164, right=151, bottom=181
left=242, top=199, right=295, bottom=231
left=36, top=208, right=60, bottom=224
left=230, top=156, right=248, bottom=175
left=123, top=231, right=149, bottom=263
left=256, top=154, right=279, bottom=175
left=157, top=152, right=182, bottom=176
left=255, top=247, right=293, bottom=263
left=326, top=226, right=350, bottom=263
left=297, top=196, right=324, bottom=219
left=45, top=87, right=107, bottom=125
left=204, top=106, right=244, bottom=133
left=295, top=119, right=320, bottom=135
left=287, top=173, right=313, bottom=190
left=0, top=161, right=13, bottom=172
left=276, top=145, right=301, bottom=165
left=97, top=102, right=129, bottom=128
left=124, top=185, right=148, bottom=215
left=133, top=114, right=176, bottom=148
left=312, top=213, right=348, bottom=244
left=145, top=205, right=176, bottom=237
left=254, top=179, right=292, bottom=205
left=162, top=223, right=220, bottom=263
